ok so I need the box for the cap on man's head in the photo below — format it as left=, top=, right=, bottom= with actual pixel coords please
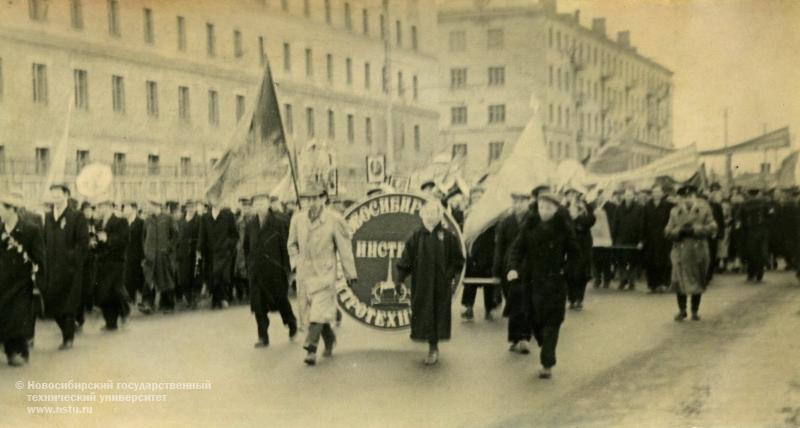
left=537, top=191, right=561, bottom=206
left=238, top=196, right=253, bottom=206
left=299, top=182, right=328, bottom=198
left=510, top=191, right=530, bottom=200
left=148, top=198, right=163, bottom=206
left=531, top=184, right=551, bottom=198
left=49, top=182, right=71, bottom=196
left=0, top=191, right=25, bottom=208
left=746, top=188, right=761, bottom=196
left=251, top=193, right=270, bottom=202
left=420, top=179, right=436, bottom=191
left=709, top=182, right=722, bottom=191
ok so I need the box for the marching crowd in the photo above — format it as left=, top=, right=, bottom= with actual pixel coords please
left=0, top=177, right=795, bottom=379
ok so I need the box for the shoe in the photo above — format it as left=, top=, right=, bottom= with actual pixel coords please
left=58, top=340, right=73, bottom=351
left=628, top=282, right=636, bottom=291
left=574, top=302, right=583, bottom=311
left=323, top=339, right=336, bottom=358
left=8, top=353, right=28, bottom=367
left=101, top=325, right=118, bottom=332
left=221, top=300, right=229, bottom=309
left=424, top=350, right=439, bottom=365
left=618, top=280, right=627, bottom=290
left=674, top=312, right=687, bottom=322
left=568, top=302, right=575, bottom=310
left=485, top=311, right=494, bottom=321
left=538, top=367, right=552, bottom=379
left=460, top=307, right=474, bottom=321
left=138, top=305, right=153, bottom=315
left=691, top=313, right=701, bottom=321
left=254, top=339, right=269, bottom=348
left=517, top=340, right=531, bottom=355
left=304, top=351, right=316, bottom=366
left=509, top=342, right=519, bottom=353
left=288, top=322, right=298, bottom=341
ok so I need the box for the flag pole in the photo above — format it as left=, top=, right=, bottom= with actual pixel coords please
left=263, top=59, right=301, bottom=204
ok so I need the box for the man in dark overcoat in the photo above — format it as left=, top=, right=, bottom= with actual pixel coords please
left=199, top=201, right=239, bottom=309
left=565, top=188, right=595, bottom=310
left=642, top=184, right=674, bottom=292
left=612, top=188, right=644, bottom=290
left=176, top=200, right=201, bottom=309
left=245, top=194, right=297, bottom=347
left=0, top=192, right=44, bottom=366
left=123, top=202, right=145, bottom=305
left=507, top=191, right=580, bottom=379
left=93, top=199, right=130, bottom=330
left=396, top=201, right=465, bottom=365
left=141, top=199, right=178, bottom=313
left=43, top=183, right=89, bottom=350
left=741, top=189, right=771, bottom=282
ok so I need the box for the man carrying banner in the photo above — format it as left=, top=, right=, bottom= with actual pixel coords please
left=288, top=183, right=357, bottom=366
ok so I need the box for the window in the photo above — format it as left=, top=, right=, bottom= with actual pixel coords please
left=305, top=48, right=313, bottom=77
left=413, top=125, right=420, bottom=151
left=32, top=63, right=48, bottom=105
left=487, top=29, right=503, bottom=49
left=178, top=86, right=190, bottom=122
left=548, top=27, right=553, bottom=48
left=208, top=90, right=219, bottom=126
left=112, top=152, right=126, bottom=175
left=396, top=20, right=402, bottom=47
left=147, top=154, right=160, bottom=176
left=411, top=26, right=418, bottom=50
left=70, top=0, right=83, bottom=29
left=327, top=109, right=335, bottom=138
left=258, top=36, right=266, bottom=66
left=397, top=71, right=404, bottom=96
left=283, top=43, right=291, bottom=72
left=281, top=0, right=288, bottom=11
left=558, top=105, right=562, bottom=126
left=143, top=8, right=154, bottom=44
left=362, top=9, right=369, bottom=35
left=112, top=75, right=125, bottom=113
left=346, top=58, right=353, bottom=85
left=399, top=126, right=405, bottom=149
left=451, top=106, right=467, bottom=125
left=365, top=117, right=372, bottom=145
left=381, top=66, right=387, bottom=93
left=233, top=30, right=243, bottom=58
left=347, top=114, right=355, bottom=143
left=0, top=58, right=3, bottom=100
left=449, top=31, right=466, bottom=52
left=29, top=0, right=48, bottom=21
left=73, top=69, right=88, bottom=111
left=35, top=148, right=50, bottom=175
left=380, top=14, right=386, bottom=39
left=557, top=68, right=561, bottom=89
left=549, top=104, right=553, bottom=123
left=324, top=0, right=331, bottom=24
left=177, top=16, right=186, bottom=51
left=488, top=66, right=505, bottom=86
left=556, top=31, right=561, bottom=50
left=452, top=144, right=467, bottom=159
left=0, top=146, right=5, bottom=174
left=303, top=0, right=310, bottom=17
left=284, top=104, right=293, bottom=134
left=180, top=157, right=192, bottom=177
left=412, top=75, right=418, bottom=101
left=326, top=54, right=333, bottom=83
left=488, top=105, right=505, bottom=124
left=488, top=141, right=504, bottom=164
left=206, top=23, right=216, bottom=56
left=107, top=0, right=119, bottom=36
left=450, top=68, right=467, bottom=88
left=306, top=107, right=315, bottom=137
left=565, top=107, right=570, bottom=128
left=364, top=62, right=371, bottom=89
left=344, top=3, right=352, bottom=30
left=76, top=150, right=90, bottom=173
left=549, top=65, right=553, bottom=87
left=146, top=81, right=158, bottom=118
left=236, top=95, right=245, bottom=122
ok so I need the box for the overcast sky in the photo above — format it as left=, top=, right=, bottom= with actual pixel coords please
left=554, top=0, right=800, bottom=151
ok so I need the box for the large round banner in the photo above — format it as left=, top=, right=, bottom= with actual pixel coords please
left=337, top=193, right=466, bottom=331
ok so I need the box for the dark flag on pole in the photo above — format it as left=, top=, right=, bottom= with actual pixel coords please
left=205, top=62, right=299, bottom=204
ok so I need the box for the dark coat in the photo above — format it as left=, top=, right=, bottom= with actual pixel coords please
left=465, top=223, right=496, bottom=279
left=740, top=197, right=771, bottom=266
left=570, top=204, right=596, bottom=283
left=508, top=210, right=580, bottom=328
left=199, top=209, right=238, bottom=282
left=176, top=214, right=201, bottom=288
left=125, top=216, right=145, bottom=293
left=612, top=200, right=644, bottom=247
left=142, top=213, right=177, bottom=291
left=642, top=197, right=674, bottom=269
left=244, top=211, right=291, bottom=313
left=43, top=206, right=89, bottom=318
left=493, top=212, right=525, bottom=278
left=93, top=215, right=129, bottom=305
left=396, top=224, right=465, bottom=342
left=0, top=218, right=44, bottom=342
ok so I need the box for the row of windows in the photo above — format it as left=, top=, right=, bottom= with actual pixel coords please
left=546, top=102, right=665, bottom=143
left=450, top=142, right=505, bottom=166
left=28, top=0, right=420, bottom=54
left=448, top=29, right=504, bottom=52
left=548, top=65, right=664, bottom=113
left=449, top=67, right=506, bottom=88
left=450, top=105, right=506, bottom=126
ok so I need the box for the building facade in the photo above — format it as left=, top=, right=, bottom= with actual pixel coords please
left=437, top=0, right=673, bottom=180
left=0, top=0, right=438, bottom=201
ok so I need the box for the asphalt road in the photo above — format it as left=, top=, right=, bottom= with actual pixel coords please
left=2, top=272, right=800, bottom=428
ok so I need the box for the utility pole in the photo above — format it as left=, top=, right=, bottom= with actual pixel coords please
left=382, top=0, right=394, bottom=178
left=724, top=108, right=732, bottom=185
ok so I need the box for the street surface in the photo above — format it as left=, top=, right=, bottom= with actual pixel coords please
left=2, top=272, right=800, bottom=428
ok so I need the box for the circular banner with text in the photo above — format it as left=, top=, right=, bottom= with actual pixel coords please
left=338, top=193, right=466, bottom=331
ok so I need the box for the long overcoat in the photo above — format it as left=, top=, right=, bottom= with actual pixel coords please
left=199, top=209, right=238, bottom=286
left=642, top=197, right=674, bottom=270
left=175, top=214, right=200, bottom=291
left=43, top=206, right=89, bottom=318
left=288, top=208, right=357, bottom=325
left=665, top=200, right=717, bottom=295
left=142, top=213, right=177, bottom=292
left=0, top=218, right=44, bottom=342
left=396, top=223, right=464, bottom=342
left=93, top=215, right=130, bottom=305
left=740, top=197, right=771, bottom=269
left=124, top=216, right=145, bottom=298
left=244, top=211, right=291, bottom=314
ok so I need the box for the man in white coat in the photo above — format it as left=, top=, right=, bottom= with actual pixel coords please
left=288, top=183, right=358, bottom=366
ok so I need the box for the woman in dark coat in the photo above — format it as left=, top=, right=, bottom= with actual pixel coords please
left=244, top=195, right=297, bottom=347
left=93, top=201, right=130, bottom=330
left=396, top=201, right=464, bottom=365
left=0, top=194, right=44, bottom=366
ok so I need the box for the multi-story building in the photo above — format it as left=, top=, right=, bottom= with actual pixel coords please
left=437, top=0, right=673, bottom=180
left=0, top=0, right=438, bottom=201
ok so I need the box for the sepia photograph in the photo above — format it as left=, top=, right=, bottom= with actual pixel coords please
left=0, top=0, right=799, bottom=426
